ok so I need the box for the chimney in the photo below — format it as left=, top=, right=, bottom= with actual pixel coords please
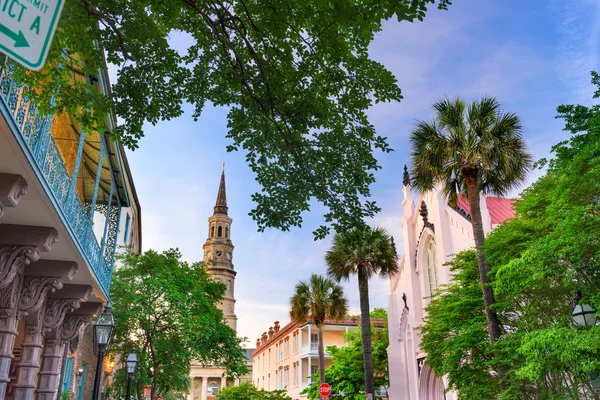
left=273, top=321, right=280, bottom=333
left=256, top=338, right=261, bottom=348
left=268, top=327, right=274, bottom=339
left=261, top=332, right=268, bottom=345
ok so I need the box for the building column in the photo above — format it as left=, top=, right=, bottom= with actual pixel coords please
left=234, top=378, right=240, bottom=386
left=201, top=377, right=208, bottom=400
left=308, top=357, right=312, bottom=383
left=13, top=284, right=90, bottom=400
left=0, top=224, right=57, bottom=398
left=221, top=376, right=226, bottom=391
left=37, top=301, right=100, bottom=400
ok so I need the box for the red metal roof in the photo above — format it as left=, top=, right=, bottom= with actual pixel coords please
left=456, top=195, right=515, bottom=225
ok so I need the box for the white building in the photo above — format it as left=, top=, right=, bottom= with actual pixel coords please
left=386, top=168, right=514, bottom=400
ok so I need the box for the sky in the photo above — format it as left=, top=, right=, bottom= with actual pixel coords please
left=119, top=0, right=600, bottom=347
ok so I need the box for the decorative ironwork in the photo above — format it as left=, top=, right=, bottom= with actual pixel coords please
left=0, top=60, right=119, bottom=297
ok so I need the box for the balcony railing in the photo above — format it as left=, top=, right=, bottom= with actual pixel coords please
left=0, top=60, right=118, bottom=297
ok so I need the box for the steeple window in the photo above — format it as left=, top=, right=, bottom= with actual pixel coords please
left=211, top=225, right=215, bottom=238
left=218, top=226, right=223, bottom=237
left=225, top=226, right=229, bottom=238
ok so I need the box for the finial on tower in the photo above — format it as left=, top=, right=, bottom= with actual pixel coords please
left=222, top=161, right=225, bottom=173
left=403, top=165, right=410, bottom=187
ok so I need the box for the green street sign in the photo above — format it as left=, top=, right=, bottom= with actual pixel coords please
left=0, top=0, right=65, bottom=71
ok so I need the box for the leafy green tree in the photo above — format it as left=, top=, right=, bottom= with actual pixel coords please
left=290, top=274, right=348, bottom=385
left=409, top=97, right=532, bottom=350
left=325, top=227, right=397, bottom=398
left=9, top=0, right=451, bottom=239
left=302, top=321, right=390, bottom=400
left=109, top=249, right=248, bottom=400
left=421, top=74, right=600, bottom=399
left=217, top=381, right=291, bottom=400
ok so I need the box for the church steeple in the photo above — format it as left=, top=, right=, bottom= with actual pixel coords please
left=203, top=164, right=237, bottom=330
left=214, top=163, right=228, bottom=215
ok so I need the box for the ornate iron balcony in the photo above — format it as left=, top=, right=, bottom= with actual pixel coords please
left=0, top=60, right=118, bottom=297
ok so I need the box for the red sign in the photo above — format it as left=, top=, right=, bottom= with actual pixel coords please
left=319, top=383, right=331, bottom=397
left=143, top=385, right=151, bottom=398
left=157, top=396, right=163, bottom=400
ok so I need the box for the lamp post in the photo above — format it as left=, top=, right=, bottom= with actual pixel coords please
left=572, top=291, right=598, bottom=327
left=91, top=305, right=115, bottom=400
left=126, top=349, right=138, bottom=400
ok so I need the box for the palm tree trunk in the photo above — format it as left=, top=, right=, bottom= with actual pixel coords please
left=317, top=322, right=326, bottom=386
left=358, top=268, right=375, bottom=398
left=465, top=175, right=505, bottom=387
left=464, top=176, right=502, bottom=343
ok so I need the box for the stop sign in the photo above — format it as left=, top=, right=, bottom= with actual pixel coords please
left=157, top=396, right=163, bottom=400
left=319, top=383, right=331, bottom=397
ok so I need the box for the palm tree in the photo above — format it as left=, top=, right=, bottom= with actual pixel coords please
left=409, top=96, right=532, bottom=346
left=325, top=226, right=398, bottom=398
left=289, top=274, right=348, bottom=386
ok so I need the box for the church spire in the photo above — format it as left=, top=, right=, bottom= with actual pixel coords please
left=214, top=164, right=228, bottom=215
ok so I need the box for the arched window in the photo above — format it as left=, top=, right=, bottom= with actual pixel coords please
left=211, top=225, right=215, bottom=238
left=225, top=226, right=229, bottom=238
left=218, top=226, right=223, bottom=237
left=426, top=239, right=438, bottom=295
left=207, top=381, right=219, bottom=396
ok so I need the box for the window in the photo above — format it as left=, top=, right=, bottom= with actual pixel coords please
left=293, top=334, right=298, bottom=353
left=267, top=374, right=270, bottom=390
left=426, top=239, right=438, bottom=295
left=279, top=343, right=283, bottom=360
left=218, top=226, right=223, bottom=237
left=61, top=357, right=73, bottom=394
left=225, top=226, right=229, bottom=238
left=207, top=381, right=220, bottom=396
left=293, top=365, right=298, bottom=386
left=311, top=366, right=318, bottom=376
left=311, top=333, right=318, bottom=350
left=258, top=356, right=261, bottom=370
left=279, top=371, right=283, bottom=389
left=77, top=363, right=87, bottom=400
left=284, top=368, right=289, bottom=388
left=211, top=225, right=215, bottom=238
left=262, top=354, right=265, bottom=370
left=123, top=214, right=130, bottom=244
left=275, top=344, right=278, bottom=362
left=262, top=376, right=264, bottom=388
left=268, top=349, right=271, bottom=366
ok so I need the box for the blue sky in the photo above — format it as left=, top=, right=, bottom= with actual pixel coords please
left=121, top=0, right=600, bottom=346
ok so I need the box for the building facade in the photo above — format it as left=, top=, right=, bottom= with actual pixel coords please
left=187, top=169, right=252, bottom=400
left=252, top=318, right=385, bottom=400
left=0, top=54, right=141, bottom=400
left=386, top=169, right=514, bottom=400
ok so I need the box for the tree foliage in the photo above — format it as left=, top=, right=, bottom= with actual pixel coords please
left=301, top=320, right=389, bottom=400
left=290, top=274, right=348, bottom=385
left=10, top=0, right=450, bottom=239
left=420, top=73, right=600, bottom=400
left=109, top=249, right=248, bottom=400
left=217, top=381, right=291, bottom=400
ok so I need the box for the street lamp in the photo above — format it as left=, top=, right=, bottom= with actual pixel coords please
left=91, top=305, right=115, bottom=400
left=126, top=349, right=138, bottom=400
left=572, top=291, right=598, bottom=327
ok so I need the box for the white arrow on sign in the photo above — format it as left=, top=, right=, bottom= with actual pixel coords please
left=0, top=0, right=66, bottom=71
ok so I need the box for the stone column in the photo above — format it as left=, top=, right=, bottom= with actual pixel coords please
left=37, top=302, right=101, bottom=400
left=13, top=284, right=90, bottom=400
left=221, top=376, right=226, bottom=391
left=201, top=377, right=208, bottom=400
